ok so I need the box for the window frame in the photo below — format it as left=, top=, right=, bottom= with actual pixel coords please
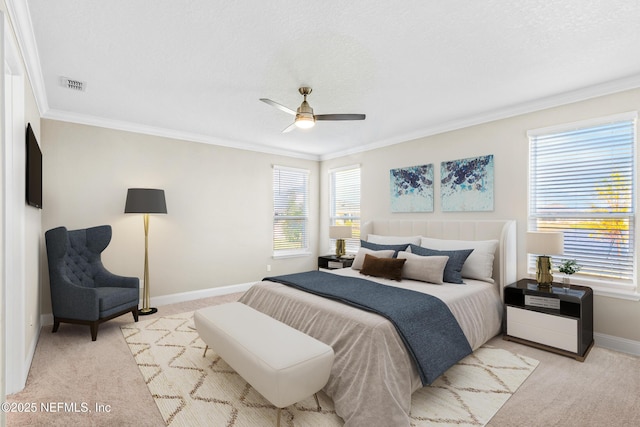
left=272, top=165, right=311, bottom=258
left=329, top=164, right=361, bottom=254
left=527, top=112, right=639, bottom=299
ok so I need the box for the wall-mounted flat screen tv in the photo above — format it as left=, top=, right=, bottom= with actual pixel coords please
left=26, top=123, right=42, bottom=209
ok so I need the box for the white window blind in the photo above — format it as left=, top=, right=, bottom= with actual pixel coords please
left=273, top=165, right=309, bottom=255
left=528, top=114, right=636, bottom=290
left=329, top=165, right=360, bottom=253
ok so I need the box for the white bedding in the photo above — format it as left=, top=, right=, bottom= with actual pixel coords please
left=238, top=269, right=503, bottom=426
left=332, top=268, right=503, bottom=350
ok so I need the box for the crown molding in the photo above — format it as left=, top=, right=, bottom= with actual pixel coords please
left=321, top=73, right=640, bottom=160
left=43, top=109, right=320, bottom=161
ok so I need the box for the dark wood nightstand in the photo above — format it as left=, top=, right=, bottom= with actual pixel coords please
left=318, top=255, right=354, bottom=270
left=503, top=278, right=594, bottom=361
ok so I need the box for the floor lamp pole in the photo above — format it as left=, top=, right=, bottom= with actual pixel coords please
left=124, top=187, right=166, bottom=315
left=140, top=213, right=157, bottom=315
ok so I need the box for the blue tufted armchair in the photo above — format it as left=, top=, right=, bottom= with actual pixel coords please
left=45, top=225, right=139, bottom=341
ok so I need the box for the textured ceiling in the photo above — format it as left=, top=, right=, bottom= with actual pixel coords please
left=8, top=0, right=640, bottom=159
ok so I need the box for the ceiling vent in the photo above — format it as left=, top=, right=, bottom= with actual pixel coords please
left=60, top=77, right=86, bottom=92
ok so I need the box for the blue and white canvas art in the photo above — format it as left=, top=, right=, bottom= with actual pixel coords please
left=441, top=155, right=494, bottom=211
left=390, top=164, right=434, bottom=212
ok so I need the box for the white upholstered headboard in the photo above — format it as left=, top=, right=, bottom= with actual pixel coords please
left=361, top=220, right=517, bottom=298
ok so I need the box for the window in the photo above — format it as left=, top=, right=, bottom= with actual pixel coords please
left=528, top=112, right=637, bottom=294
left=273, top=165, right=310, bottom=256
left=329, top=165, right=361, bottom=253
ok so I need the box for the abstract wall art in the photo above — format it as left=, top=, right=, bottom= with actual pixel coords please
left=390, top=164, right=434, bottom=212
left=441, top=154, right=494, bottom=212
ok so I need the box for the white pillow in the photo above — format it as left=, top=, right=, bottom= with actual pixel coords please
left=397, top=251, right=449, bottom=285
left=351, top=248, right=395, bottom=270
left=420, top=237, right=498, bottom=283
left=367, top=234, right=421, bottom=245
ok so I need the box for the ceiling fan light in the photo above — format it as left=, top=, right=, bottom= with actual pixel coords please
left=295, top=115, right=315, bottom=129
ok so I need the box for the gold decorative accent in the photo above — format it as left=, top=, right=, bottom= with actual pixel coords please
left=335, top=239, right=346, bottom=257
left=140, top=213, right=157, bottom=314
left=536, top=255, right=553, bottom=288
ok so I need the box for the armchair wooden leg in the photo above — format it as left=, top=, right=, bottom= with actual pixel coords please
left=52, top=307, right=139, bottom=341
left=90, top=322, right=99, bottom=341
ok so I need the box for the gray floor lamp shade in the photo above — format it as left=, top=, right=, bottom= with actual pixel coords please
left=125, top=188, right=167, bottom=315
left=124, top=188, right=167, bottom=214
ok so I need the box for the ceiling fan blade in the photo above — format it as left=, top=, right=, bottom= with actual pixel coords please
left=260, top=98, right=296, bottom=116
left=315, top=114, right=366, bottom=121
left=282, top=123, right=297, bottom=133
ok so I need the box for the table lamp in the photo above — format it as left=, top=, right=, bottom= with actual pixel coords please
left=125, top=188, right=167, bottom=315
left=329, top=226, right=352, bottom=257
left=527, top=231, right=564, bottom=289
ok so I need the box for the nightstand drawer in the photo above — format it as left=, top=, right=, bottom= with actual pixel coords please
left=507, top=306, right=577, bottom=353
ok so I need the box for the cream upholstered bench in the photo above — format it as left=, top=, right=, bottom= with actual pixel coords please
left=194, top=302, right=335, bottom=426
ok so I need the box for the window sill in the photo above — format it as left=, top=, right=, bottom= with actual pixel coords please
left=588, top=286, right=640, bottom=301
left=272, top=251, right=312, bottom=260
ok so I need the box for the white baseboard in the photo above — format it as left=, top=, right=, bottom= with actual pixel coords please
left=40, top=282, right=254, bottom=326
left=149, top=282, right=254, bottom=307
left=594, top=332, right=640, bottom=356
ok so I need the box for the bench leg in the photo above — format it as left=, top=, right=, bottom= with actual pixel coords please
left=202, top=345, right=208, bottom=357
left=314, top=393, right=321, bottom=411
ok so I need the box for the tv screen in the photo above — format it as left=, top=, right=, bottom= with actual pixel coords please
left=26, top=123, right=42, bottom=209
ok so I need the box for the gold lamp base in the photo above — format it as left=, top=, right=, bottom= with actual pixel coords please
left=536, top=255, right=554, bottom=289
left=139, top=213, right=157, bottom=316
left=335, top=239, right=346, bottom=257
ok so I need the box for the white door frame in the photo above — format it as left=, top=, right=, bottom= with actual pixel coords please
left=2, top=10, right=27, bottom=395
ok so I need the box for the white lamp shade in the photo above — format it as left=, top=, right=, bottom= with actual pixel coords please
left=527, top=231, right=564, bottom=256
left=329, top=226, right=353, bottom=239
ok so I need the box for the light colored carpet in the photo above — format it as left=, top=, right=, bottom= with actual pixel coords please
left=7, top=291, right=639, bottom=426
left=122, top=311, right=539, bottom=426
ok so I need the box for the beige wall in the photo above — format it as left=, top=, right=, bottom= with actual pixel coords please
left=41, top=120, right=319, bottom=314
left=321, top=88, right=640, bottom=343
left=23, top=72, right=41, bottom=365
left=30, top=71, right=640, bottom=346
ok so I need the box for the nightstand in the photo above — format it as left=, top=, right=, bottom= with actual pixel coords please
left=503, top=278, right=594, bottom=361
left=317, top=255, right=354, bottom=270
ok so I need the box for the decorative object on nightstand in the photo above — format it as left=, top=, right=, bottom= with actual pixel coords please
left=329, top=225, right=352, bottom=257
left=559, top=259, right=581, bottom=290
left=503, top=279, right=594, bottom=361
left=526, top=231, right=564, bottom=289
left=125, top=188, right=167, bottom=315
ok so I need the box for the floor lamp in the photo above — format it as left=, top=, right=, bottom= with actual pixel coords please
left=125, top=188, right=167, bottom=315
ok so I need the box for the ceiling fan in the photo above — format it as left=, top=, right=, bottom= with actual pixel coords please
left=260, top=87, right=366, bottom=133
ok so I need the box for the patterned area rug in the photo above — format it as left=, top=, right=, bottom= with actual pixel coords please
left=122, top=312, right=538, bottom=426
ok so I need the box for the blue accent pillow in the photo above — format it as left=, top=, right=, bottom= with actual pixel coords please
left=409, top=244, right=473, bottom=284
left=360, top=240, right=409, bottom=258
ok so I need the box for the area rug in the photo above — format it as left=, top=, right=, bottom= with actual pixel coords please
left=122, top=312, right=538, bottom=426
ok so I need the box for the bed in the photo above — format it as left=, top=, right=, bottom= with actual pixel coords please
left=238, top=219, right=516, bottom=426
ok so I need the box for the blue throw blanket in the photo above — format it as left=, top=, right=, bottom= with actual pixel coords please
left=264, top=270, right=472, bottom=385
